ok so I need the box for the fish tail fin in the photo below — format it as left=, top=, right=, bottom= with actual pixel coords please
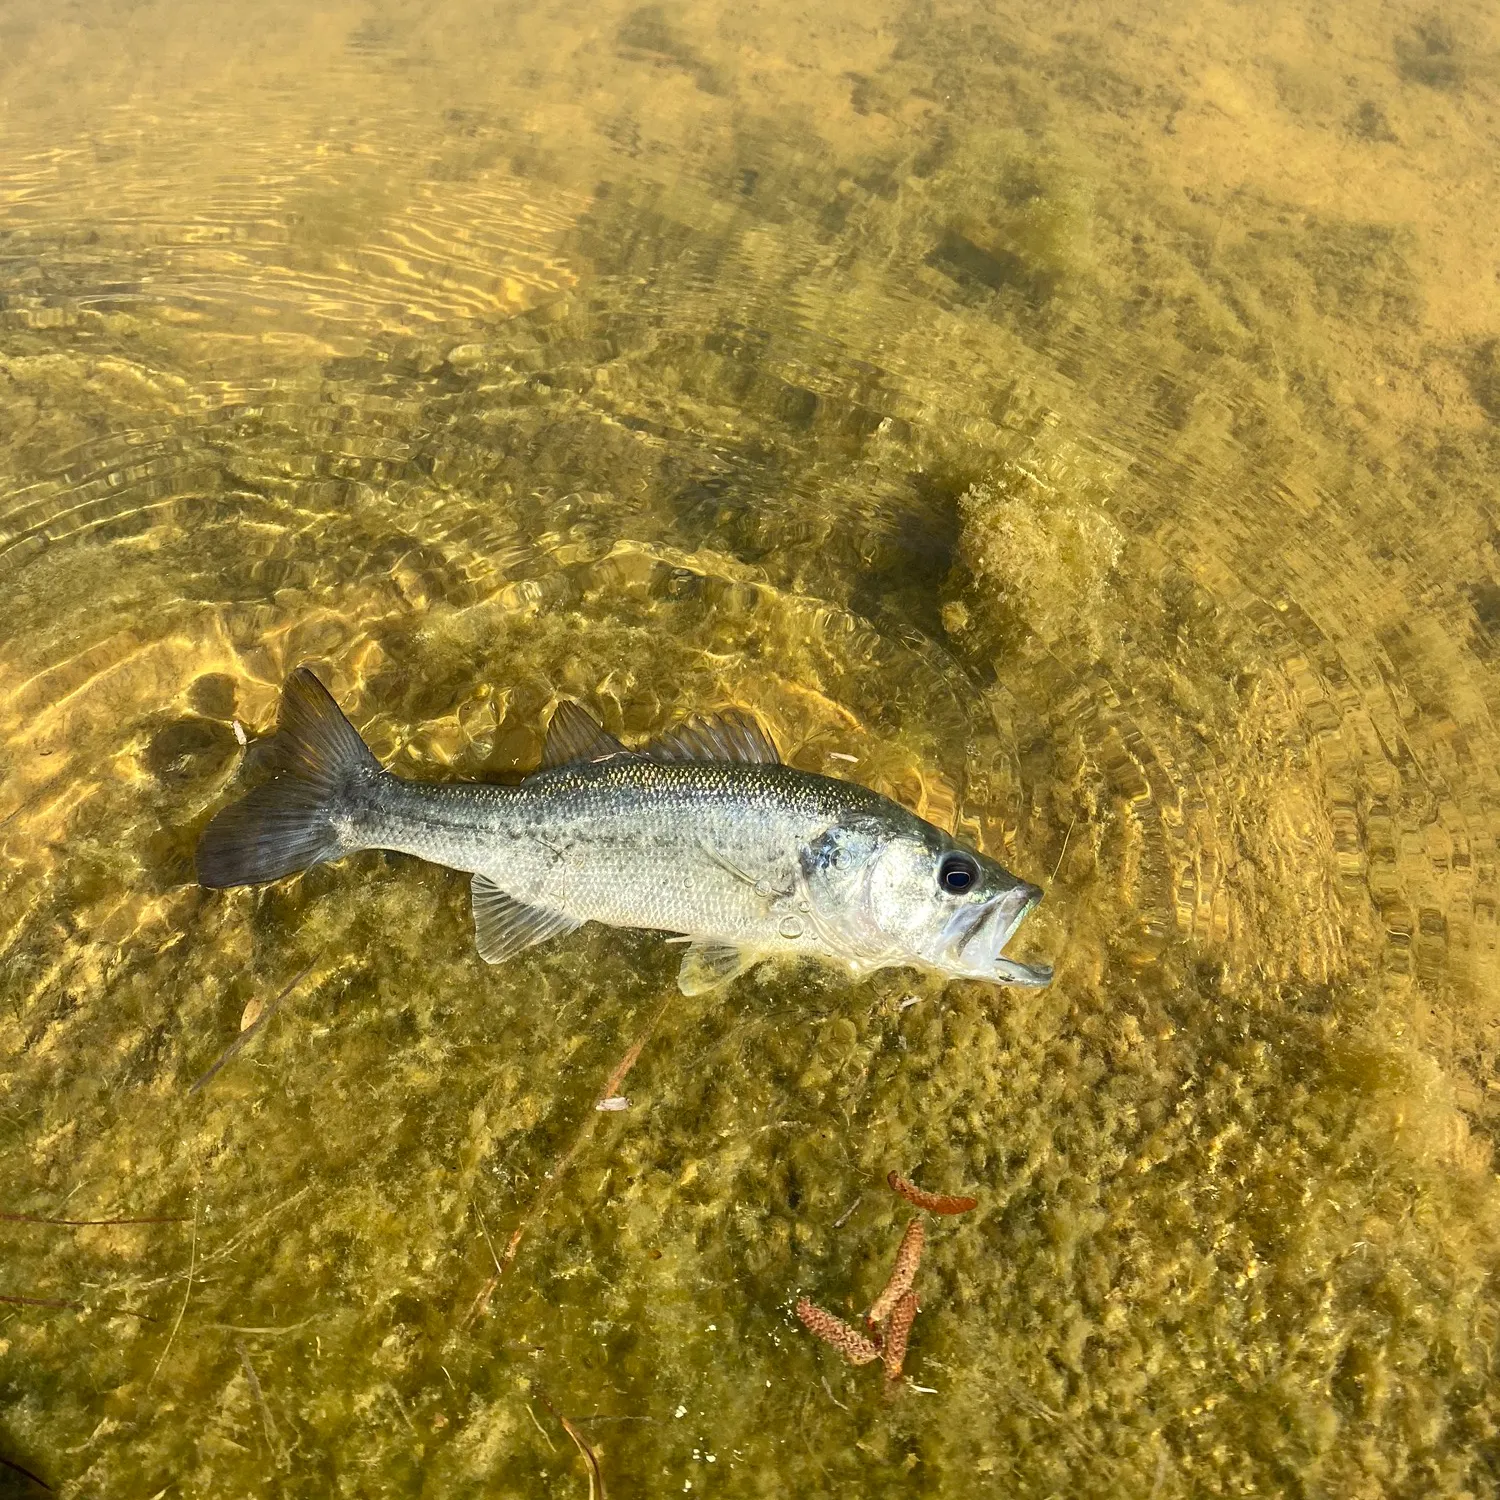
left=196, top=667, right=382, bottom=889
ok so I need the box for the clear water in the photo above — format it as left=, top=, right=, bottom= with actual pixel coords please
left=3, top=0, right=1499, bottom=1494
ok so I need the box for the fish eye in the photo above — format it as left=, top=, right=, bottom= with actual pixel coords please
left=938, top=852, right=978, bottom=894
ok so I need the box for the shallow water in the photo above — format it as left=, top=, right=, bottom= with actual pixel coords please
left=3, top=0, right=1500, bottom=1494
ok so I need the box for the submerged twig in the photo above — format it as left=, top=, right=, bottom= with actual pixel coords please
left=202, top=1186, right=311, bottom=1267
left=472, top=1201, right=503, bottom=1277
left=461, top=989, right=674, bottom=1330
left=1051, top=816, right=1076, bottom=882
left=385, top=1384, right=416, bottom=1433
left=867, top=1219, right=924, bottom=1325
left=597, top=1015, right=661, bottom=1105
left=525, top=1402, right=559, bottom=1451
left=795, top=1300, right=880, bottom=1366
left=237, top=1339, right=288, bottom=1470
left=0, top=1291, right=158, bottom=1322
left=537, top=1388, right=607, bottom=1500
left=1, top=1212, right=187, bottom=1227
left=188, top=959, right=319, bottom=1095
left=0, top=1453, right=51, bottom=1492
left=146, top=1206, right=197, bottom=1391
left=819, top=1374, right=849, bottom=1411
left=0, top=1293, right=84, bottom=1311
left=886, top=1171, right=978, bottom=1216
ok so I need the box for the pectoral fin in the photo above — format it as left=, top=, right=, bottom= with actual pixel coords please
left=471, top=874, right=581, bottom=964
left=677, top=940, right=755, bottom=995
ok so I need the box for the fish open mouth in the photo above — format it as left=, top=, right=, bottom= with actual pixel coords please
left=946, top=885, right=1053, bottom=986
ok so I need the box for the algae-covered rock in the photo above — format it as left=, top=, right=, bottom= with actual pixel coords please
left=955, top=454, right=1124, bottom=656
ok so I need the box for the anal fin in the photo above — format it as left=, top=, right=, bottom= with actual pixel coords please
left=471, top=874, right=581, bottom=964
left=677, top=940, right=755, bottom=996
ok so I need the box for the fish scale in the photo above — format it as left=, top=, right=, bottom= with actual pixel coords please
left=196, top=667, right=1053, bottom=994
left=354, top=763, right=847, bottom=942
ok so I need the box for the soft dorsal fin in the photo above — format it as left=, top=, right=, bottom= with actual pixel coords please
left=643, top=710, right=780, bottom=766
left=541, top=701, right=627, bottom=769
left=471, top=874, right=582, bottom=964
left=677, top=940, right=756, bottom=995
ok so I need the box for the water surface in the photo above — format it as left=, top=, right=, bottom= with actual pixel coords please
left=3, top=0, right=1500, bottom=1494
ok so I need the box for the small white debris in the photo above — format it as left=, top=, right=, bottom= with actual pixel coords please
left=706, top=1324, right=716, bottom=1331
left=596, top=1096, right=631, bottom=1112
left=674, top=1404, right=688, bottom=1419
left=232, top=719, right=248, bottom=746
left=706, top=1455, right=717, bottom=1463
left=827, top=751, right=858, bottom=763
left=910, top=1384, right=939, bottom=1394
left=899, top=995, right=922, bottom=1011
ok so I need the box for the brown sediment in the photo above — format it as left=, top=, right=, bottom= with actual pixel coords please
left=886, top=1171, right=978, bottom=1216
left=460, top=987, right=674, bottom=1331
left=795, top=1299, right=880, bottom=1366
left=881, top=1290, right=919, bottom=1383
left=867, top=1217, right=924, bottom=1325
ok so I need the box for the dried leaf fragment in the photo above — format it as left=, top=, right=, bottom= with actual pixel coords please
left=796, top=1299, right=880, bottom=1366
left=867, top=1218, right=924, bottom=1325
left=887, top=1171, right=978, bottom=1215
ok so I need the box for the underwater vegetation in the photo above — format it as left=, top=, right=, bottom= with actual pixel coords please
left=2, top=0, right=1500, bottom=1495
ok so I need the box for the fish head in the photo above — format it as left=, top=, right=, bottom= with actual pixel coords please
left=801, top=814, right=1052, bottom=986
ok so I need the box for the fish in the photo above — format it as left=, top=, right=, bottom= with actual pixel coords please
left=195, top=667, right=1054, bottom=995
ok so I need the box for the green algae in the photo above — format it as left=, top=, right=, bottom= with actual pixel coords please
left=3, top=0, right=1500, bottom=1495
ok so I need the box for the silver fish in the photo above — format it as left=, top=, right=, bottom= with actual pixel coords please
left=196, top=668, right=1053, bottom=994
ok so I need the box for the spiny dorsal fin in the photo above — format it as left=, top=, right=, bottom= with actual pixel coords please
left=677, top=940, right=755, bottom=995
left=643, top=710, right=780, bottom=766
left=471, top=874, right=582, bottom=964
left=541, top=701, right=627, bottom=769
